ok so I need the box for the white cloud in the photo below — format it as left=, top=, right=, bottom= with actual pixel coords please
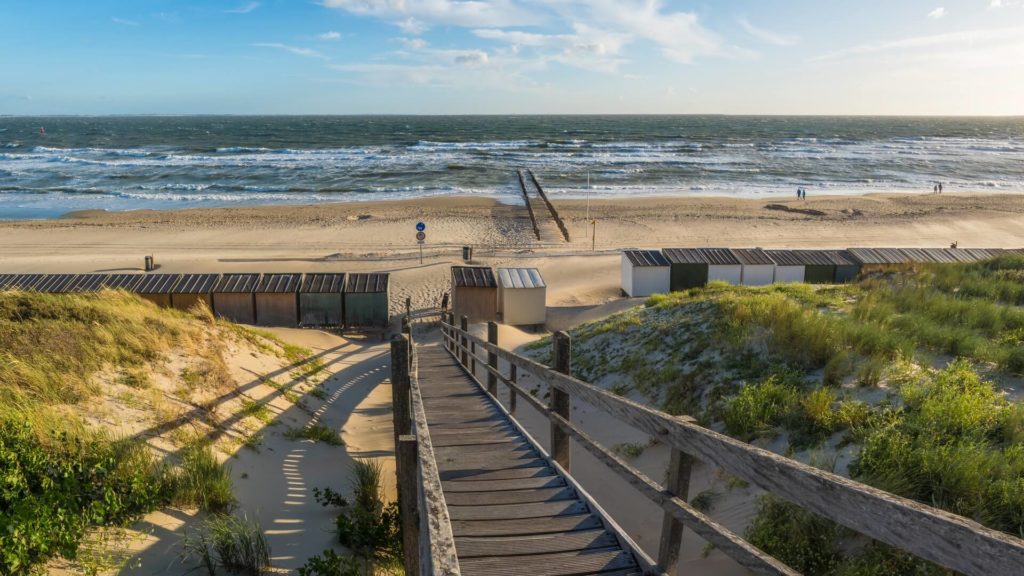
left=928, top=7, right=946, bottom=19
left=737, top=16, right=798, bottom=46
left=226, top=2, right=261, bottom=14
left=321, top=0, right=540, bottom=30
left=990, top=0, right=1023, bottom=6
left=253, top=43, right=328, bottom=59
left=112, top=17, right=140, bottom=26
left=318, top=31, right=342, bottom=40
left=813, top=25, right=1024, bottom=62
left=399, top=37, right=429, bottom=49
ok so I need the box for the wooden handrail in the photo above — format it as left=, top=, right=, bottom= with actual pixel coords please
left=439, top=319, right=1024, bottom=576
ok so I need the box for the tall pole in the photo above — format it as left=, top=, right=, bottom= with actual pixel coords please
left=586, top=171, right=591, bottom=223
left=591, top=220, right=596, bottom=252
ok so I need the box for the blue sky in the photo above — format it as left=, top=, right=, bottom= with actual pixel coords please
left=1, top=0, right=1023, bottom=115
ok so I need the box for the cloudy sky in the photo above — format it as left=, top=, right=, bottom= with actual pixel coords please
left=1, top=0, right=1023, bottom=114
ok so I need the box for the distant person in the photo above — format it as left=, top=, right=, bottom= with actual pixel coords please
left=797, top=188, right=801, bottom=199
left=934, top=184, right=938, bottom=194
left=803, top=188, right=808, bottom=199
left=938, top=182, right=943, bottom=194
left=440, top=291, right=449, bottom=312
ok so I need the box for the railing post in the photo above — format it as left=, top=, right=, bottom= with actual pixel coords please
left=390, top=335, right=412, bottom=454
left=486, top=322, right=498, bottom=396
left=471, top=341, right=477, bottom=377
left=460, top=315, right=469, bottom=367
left=397, top=434, right=420, bottom=576
left=551, top=331, right=571, bottom=470
left=509, top=364, right=517, bottom=415
left=657, top=447, right=694, bottom=574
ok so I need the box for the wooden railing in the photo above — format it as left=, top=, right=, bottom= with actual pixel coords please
left=392, top=318, right=461, bottom=575
left=438, top=313, right=1024, bottom=576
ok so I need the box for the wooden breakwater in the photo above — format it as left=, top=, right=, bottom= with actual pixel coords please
left=516, top=170, right=542, bottom=241
left=407, top=315, right=1024, bottom=576
left=526, top=169, right=571, bottom=242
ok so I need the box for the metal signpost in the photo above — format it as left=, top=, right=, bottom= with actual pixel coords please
left=416, top=222, right=426, bottom=264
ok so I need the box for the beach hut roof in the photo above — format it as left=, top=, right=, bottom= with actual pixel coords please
left=35, top=274, right=79, bottom=293
left=900, top=248, right=935, bottom=263
left=346, top=273, right=389, bottom=293
left=256, top=273, right=302, bottom=293
left=662, top=248, right=738, bottom=266
left=134, top=274, right=182, bottom=294
left=173, top=273, right=220, bottom=294
left=452, top=266, right=497, bottom=288
left=764, top=250, right=803, bottom=267
left=300, top=273, right=345, bottom=293
left=0, top=275, right=17, bottom=290
left=497, top=268, right=545, bottom=289
left=919, top=248, right=963, bottom=264
left=214, top=273, right=260, bottom=293
left=731, top=248, right=774, bottom=266
left=784, top=250, right=856, bottom=266
left=68, top=274, right=110, bottom=292
left=624, top=249, right=671, bottom=267
left=102, top=274, right=145, bottom=291
left=846, top=248, right=908, bottom=265
left=960, top=248, right=998, bottom=261
left=6, top=274, right=45, bottom=291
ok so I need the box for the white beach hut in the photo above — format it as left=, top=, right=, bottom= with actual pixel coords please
left=765, top=250, right=805, bottom=283
left=621, top=250, right=671, bottom=297
left=497, top=268, right=547, bottom=327
left=732, top=248, right=776, bottom=286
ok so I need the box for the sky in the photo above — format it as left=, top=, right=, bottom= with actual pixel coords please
left=1, top=0, right=1023, bottom=115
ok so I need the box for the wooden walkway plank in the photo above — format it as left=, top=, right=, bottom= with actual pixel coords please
left=415, top=344, right=641, bottom=575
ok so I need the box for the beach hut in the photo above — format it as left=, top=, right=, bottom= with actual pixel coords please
left=497, top=267, right=546, bottom=327
left=299, top=273, right=345, bottom=327
left=732, top=249, right=775, bottom=286
left=66, top=274, right=110, bottom=293
left=254, top=273, right=301, bottom=327
left=451, top=266, right=498, bottom=322
left=846, top=248, right=909, bottom=273
left=784, top=250, right=858, bottom=284
left=345, top=273, right=389, bottom=328
left=212, top=274, right=260, bottom=324
left=34, top=274, right=78, bottom=293
left=765, top=250, right=805, bottom=283
left=132, top=274, right=181, bottom=307
left=170, top=274, right=219, bottom=313
left=662, top=248, right=742, bottom=290
left=621, top=250, right=671, bottom=297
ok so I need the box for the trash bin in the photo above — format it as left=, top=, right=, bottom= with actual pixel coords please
left=462, top=246, right=473, bottom=262
left=144, top=255, right=155, bottom=271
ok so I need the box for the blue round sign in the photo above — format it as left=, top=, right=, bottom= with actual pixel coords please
left=416, top=222, right=426, bottom=232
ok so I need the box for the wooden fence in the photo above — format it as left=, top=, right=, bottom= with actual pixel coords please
left=392, top=318, right=461, bottom=575
left=437, top=313, right=1024, bottom=576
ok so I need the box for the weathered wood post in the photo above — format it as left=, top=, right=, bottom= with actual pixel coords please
left=405, top=296, right=412, bottom=319
left=551, top=331, right=571, bottom=470
left=460, top=315, right=469, bottom=367
left=657, top=445, right=695, bottom=574
left=390, top=335, right=412, bottom=457
left=508, top=364, right=518, bottom=414
left=471, top=340, right=477, bottom=377
left=397, top=434, right=420, bottom=576
left=486, top=322, right=499, bottom=396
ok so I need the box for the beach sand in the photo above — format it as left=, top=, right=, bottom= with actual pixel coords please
left=6, top=192, right=1023, bottom=574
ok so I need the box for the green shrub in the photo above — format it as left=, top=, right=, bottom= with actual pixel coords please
left=298, top=549, right=362, bottom=576
left=720, top=375, right=800, bottom=440
left=746, top=495, right=845, bottom=574
left=285, top=424, right=343, bottom=445
left=172, top=445, right=235, bottom=513
left=184, top=514, right=270, bottom=576
left=314, top=460, right=401, bottom=571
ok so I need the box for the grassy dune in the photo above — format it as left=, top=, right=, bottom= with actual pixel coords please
left=0, top=290, right=302, bottom=574
left=526, top=255, right=1024, bottom=575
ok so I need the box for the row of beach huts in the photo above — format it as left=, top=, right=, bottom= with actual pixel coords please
left=0, top=272, right=390, bottom=328
left=622, top=247, right=1024, bottom=297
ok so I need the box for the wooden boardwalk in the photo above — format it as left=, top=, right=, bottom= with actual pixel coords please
left=415, top=343, right=642, bottom=575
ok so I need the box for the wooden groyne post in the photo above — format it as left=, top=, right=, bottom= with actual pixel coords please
left=516, top=170, right=542, bottom=240
left=527, top=169, right=571, bottom=242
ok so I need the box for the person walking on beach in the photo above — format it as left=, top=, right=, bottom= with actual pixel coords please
left=938, top=182, right=943, bottom=194
left=440, top=291, right=449, bottom=313
left=934, top=184, right=938, bottom=194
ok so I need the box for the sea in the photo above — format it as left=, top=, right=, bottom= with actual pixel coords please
left=1, top=115, right=1022, bottom=219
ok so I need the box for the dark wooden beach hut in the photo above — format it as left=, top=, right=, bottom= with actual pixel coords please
left=344, top=273, right=389, bottom=328
left=299, top=273, right=345, bottom=327
left=102, top=274, right=145, bottom=292
left=846, top=248, right=910, bottom=273
left=662, top=248, right=740, bottom=291
left=170, top=274, right=219, bottom=313
left=132, top=274, right=181, bottom=307
left=254, top=273, right=301, bottom=327
left=451, top=266, right=498, bottom=323
left=790, top=250, right=860, bottom=284
left=212, top=274, right=260, bottom=324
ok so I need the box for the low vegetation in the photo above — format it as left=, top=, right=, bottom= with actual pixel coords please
left=183, top=514, right=271, bottom=576
left=286, top=423, right=344, bottom=445
left=0, top=290, right=296, bottom=573
left=523, top=256, right=1024, bottom=574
